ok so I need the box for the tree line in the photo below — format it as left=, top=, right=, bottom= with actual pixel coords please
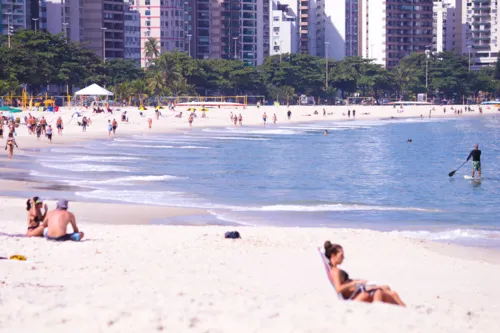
left=2, top=31, right=500, bottom=104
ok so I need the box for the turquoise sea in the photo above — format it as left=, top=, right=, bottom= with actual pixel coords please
left=3, top=115, right=500, bottom=248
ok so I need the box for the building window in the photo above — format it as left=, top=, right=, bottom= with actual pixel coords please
left=145, top=10, right=150, bottom=16
left=146, top=0, right=150, bottom=5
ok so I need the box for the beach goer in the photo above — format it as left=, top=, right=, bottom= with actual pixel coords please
left=26, top=196, right=48, bottom=237
left=46, top=125, right=53, bottom=143
left=0, top=122, right=3, bottom=139
left=148, top=118, right=152, bottom=129
left=56, top=117, right=63, bottom=135
left=107, top=120, right=113, bottom=141
left=230, top=112, right=233, bottom=122
left=348, top=110, right=351, bottom=118
left=155, top=106, right=160, bottom=120
left=81, top=117, right=88, bottom=132
left=112, top=119, right=118, bottom=136
left=287, top=110, right=292, bottom=120
left=5, top=133, right=18, bottom=159
left=188, top=115, right=194, bottom=128
left=467, top=144, right=482, bottom=180
left=324, top=241, right=405, bottom=306
left=238, top=114, right=243, bottom=126
left=42, top=200, right=84, bottom=242
left=233, top=115, right=237, bottom=126
left=263, top=112, right=267, bottom=126
left=273, top=113, right=277, bottom=124
left=40, top=117, right=47, bottom=135
left=36, top=123, right=42, bottom=140
left=353, top=110, right=356, bottom=118
left=324, top=130, right=328, bottom=136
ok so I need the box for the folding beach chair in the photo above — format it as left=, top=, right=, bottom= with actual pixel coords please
left=318, top=247, right=365, bottom=301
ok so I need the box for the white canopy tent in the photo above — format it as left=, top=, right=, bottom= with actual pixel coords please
left=74, top=84, right=113, bottom=96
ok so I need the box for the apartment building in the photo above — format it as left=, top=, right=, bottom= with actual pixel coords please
left=125, top=0, right=141, bottom=65
left=361, top=0, right=434, bottom=68
left=39, top=0, right=83, bottom=42
left=1, top=0, right=30, bottom=36
left=269, top=0, right=298, bottom=57
left=345, top=0, right=361, bottom=56
left=315, top=0, right=346, bottom=59
left=457, top=0, right=499, bottom=68
left=131, top=0, right=185, bottom=67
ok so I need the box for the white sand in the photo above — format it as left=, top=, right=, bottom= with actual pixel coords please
left=1, top=106, right=500, bottom=332
left=0, top=197, right=499, bottom=332
left=1, top=103, right=497, bottom=152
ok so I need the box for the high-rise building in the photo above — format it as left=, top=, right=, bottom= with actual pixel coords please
left=433, top=0, right=456, bottom=53
left=316, top=0, right=346, bottom=60
left=345, top=0, right=361, bottom=57
left=269, top=0, right=298, bottom=57
left=183, top=0, right=268, bottom=66
left=1, top=0, right=29, bottom=36
left=361, top=0, right=434, bottom=68
left=297, top=0, right=313, bottom=54
left=456, top=0, right=498, bottom=69
left=40, top=0, right=83, bottom=42
left=132, top=0, right=185, bottom=67
left=124, top=0, right=141, bottom=65
left=83, top=0, right=125, bottom=61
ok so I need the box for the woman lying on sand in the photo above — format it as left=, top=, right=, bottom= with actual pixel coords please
left=26, top=196, right=48, bottom=237
left=324, top=241, right=405, bottom=306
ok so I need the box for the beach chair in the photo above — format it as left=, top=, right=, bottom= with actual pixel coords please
left=318, top=247, right=365, bottom=301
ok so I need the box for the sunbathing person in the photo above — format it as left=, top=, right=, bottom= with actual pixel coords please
left=26, top=196, right=48, bottom=237
left=324, top=241, right=405, bottom=306
left=42, top=200, right=84, bottom=241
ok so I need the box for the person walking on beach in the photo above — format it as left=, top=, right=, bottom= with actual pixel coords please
left=36, top=123, right=42, bottom=140
left=353, top=110, right=356, bottom=118
left=263, top=112, right=267, bottom=126
left=287, top=110, right=292, bottom=120
left=348, top=110, right=351, bottom=118
left=467, top=144, right=482, bottom=180
left=46, top=125, right=53, bottom=143
left=56, top=117, right=63, bottom=135
left=40, top=117, right=47, bottom=135
left=112, top=119, right=118, bottom=136
left=5, top=133, right=18, bottom=159
left=107, top=120, right=113, bottom=141
left=233, top=114, right=237, bottom=126
left=238, top=114, right=243, bottom=126
left=273, top=113, right=277, bottom=124
left=42, top=200, right=84, bottom=242
left=81, top=117, right=88, bottom=132
left=188, top=114, right=194, bottom=128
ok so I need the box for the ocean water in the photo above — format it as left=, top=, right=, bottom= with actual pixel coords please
left=6, top=115, right=500, bottom=248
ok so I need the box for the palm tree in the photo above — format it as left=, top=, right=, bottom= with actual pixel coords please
left=144, top=37, right=160, bottom=67
left=393, top=64, right=418, bottom=100
left=147, top=72, right=169, bottom=105
left=131, top=79, right=148, bottom=107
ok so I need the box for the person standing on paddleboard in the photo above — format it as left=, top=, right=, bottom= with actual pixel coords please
left=467, top=144, right=482, bottom=180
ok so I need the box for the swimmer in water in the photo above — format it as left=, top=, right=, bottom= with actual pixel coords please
left=324, top=130, right=328, bottom=136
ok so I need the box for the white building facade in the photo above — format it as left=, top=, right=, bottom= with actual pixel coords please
left=269, top=0, right=298, bottom=57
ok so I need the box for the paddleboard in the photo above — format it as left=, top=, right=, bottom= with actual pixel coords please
left=464, top=175, right=482, bottom=181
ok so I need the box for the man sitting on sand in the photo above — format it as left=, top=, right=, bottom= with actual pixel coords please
left=42, top=200, right=84, bottom=241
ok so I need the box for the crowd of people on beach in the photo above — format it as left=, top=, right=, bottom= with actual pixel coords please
left=25, top=197, right=84, bottom=241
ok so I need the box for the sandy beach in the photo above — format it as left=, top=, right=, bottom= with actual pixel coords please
left=1, top=105, right=500, bottom=332
left=1, top=197, right=500, bottom=332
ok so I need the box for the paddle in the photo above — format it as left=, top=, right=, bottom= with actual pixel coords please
left=448, top=160, right=468, bottom=177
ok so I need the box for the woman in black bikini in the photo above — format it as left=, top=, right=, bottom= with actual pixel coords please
left=324, top=241, right=406, bottom=306
left=26, top=196, right=48, bottom=237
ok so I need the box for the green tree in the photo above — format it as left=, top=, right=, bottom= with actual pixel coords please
left=144, top=37, right=160, bottom=66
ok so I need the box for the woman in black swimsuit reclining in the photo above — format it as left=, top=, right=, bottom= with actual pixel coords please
left=324, top=241, right=406, bottom=306
left=26, top=196, right=48, bottom=237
